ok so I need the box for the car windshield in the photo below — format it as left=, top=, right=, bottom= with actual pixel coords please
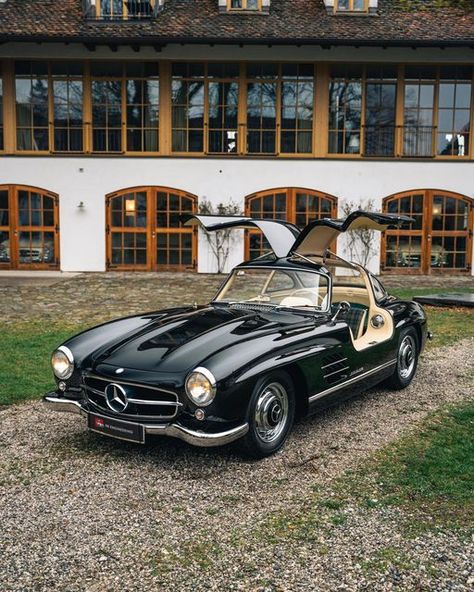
left=214, top=268, right=329, bottom=310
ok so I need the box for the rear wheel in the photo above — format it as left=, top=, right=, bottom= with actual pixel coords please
left=385, top=328, right=419, bottom=390
left=239, top=372, right=295, bottom=458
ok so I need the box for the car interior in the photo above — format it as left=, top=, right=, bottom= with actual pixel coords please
left=323, top=258, right=394, bottom=351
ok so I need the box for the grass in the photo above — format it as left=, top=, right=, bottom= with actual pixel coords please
left=343, top=401, right=474, bottom=529
left=0, top=321, right=87, bottom=406
left=0, top=287, right=472, bottom=406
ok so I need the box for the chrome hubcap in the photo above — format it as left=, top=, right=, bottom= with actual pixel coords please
left=255, top=382, right=289, bottom=443
left=399, top=335, right=416, bottom=379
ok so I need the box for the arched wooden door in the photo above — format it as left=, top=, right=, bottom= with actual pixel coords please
left=106, top=186, right=197, bottom=271
left=382, top=189, right=473, bottom=274
left=0, top=185, right=59, bottom=270
left=244, top=187, right=338, bottom=259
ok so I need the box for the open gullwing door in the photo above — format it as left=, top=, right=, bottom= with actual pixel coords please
left=289, top=211, right=415, bottom=258
left=182, top=214, right=300, bottom=259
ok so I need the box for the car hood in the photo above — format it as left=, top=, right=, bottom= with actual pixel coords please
left=88, top=305, right=318, bottom=374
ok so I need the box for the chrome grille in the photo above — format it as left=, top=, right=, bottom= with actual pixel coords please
left=83, top=374, right=181, bottom=420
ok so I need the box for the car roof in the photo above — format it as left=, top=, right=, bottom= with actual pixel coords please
left=236, top=256, right=330, bottom=276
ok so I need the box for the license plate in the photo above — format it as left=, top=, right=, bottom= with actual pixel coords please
left=88, top=412, right=145, bottom=444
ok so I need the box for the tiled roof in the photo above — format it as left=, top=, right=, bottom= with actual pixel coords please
left=0, top=0, right=472, bottom=46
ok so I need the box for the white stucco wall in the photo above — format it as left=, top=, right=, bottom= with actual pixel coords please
left=0, top=157, right=473, bottom=274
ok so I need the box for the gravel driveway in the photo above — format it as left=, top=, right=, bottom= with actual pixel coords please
left=1, top=339, right=473, bottom=592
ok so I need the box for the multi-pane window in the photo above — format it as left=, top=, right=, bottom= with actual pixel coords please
left=15, top=61, right=84, bottom=153
left=437, top=66, right=471, bottom=157
left=247, top=63, right=315, bottom=154
left=281, top=64, right=314, bottom=154
left=228, top=0, right=260, bottom=9
left=172, top=63, right=239, bottom=154
left=247, top=63, right=278, bottom=154
left=329, top=65, right=397, bottom=156
left=15, top=62, right=49, bottom=151
left=364, top=65, right=397, bottom=156
left=403, top=66, right=436, bottom=157
left=94, top=1, right=155, bottom=20
left=91, top=62, right=123, bottom=152
left=208, top=63, right=239, bottom=153
left=91, top=62, right=159, bottom=153
left=335, top=0, right=367, bottom=11
left=52, top=62, right=84, bottom=152
left=172, top=63, right=205, bottom=152
left=328, top=65, right=362, bottom=154
left=246, top=188, right=337, bottom=259
left=125, top=63, right=160, bottom=152
left=383, top=190, right=472, bottom=273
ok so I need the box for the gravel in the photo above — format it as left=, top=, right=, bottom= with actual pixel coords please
left=0, top=338, right=473, bottom=591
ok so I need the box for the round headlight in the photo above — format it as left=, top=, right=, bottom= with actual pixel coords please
left=185, top=367, right=216, bottom=407
left=51, top=346, right=74, bottom=380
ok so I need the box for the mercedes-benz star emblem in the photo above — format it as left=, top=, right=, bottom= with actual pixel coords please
left=105, top=383, right=128, bottom=413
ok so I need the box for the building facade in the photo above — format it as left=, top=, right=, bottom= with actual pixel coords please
left=0, top=0, right=473, bottom=275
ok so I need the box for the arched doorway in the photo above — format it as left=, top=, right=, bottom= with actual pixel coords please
left=0, top=185, right=60, bottom=269
left=106, top=186, right=197, bottom=271
left=382, top=189, right=473, bottom=274
left=244, top=187, right=338, bottom=259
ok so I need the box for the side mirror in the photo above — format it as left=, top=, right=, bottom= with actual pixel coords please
left=331, top=301, right=350, bottom=323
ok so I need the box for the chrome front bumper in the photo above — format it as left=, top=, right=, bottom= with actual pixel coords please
left=43, top=395, right=249, bottom=448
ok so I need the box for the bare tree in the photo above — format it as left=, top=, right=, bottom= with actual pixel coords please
left=198, top=199, right=243, bottom=273
left=341, top=199, right=378, bottom=267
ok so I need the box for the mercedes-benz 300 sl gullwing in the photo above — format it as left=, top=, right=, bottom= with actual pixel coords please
left=44, top=211, right=429, bottom=458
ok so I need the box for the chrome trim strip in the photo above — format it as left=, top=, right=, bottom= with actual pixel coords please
left=43, top=395, right=248, bottom=447
left=127, top=398, right=183, bottom=407
left=83, top=374, right=177, bottom=397
left=323, top=366, right=350, bottom=379
left=58, top=345, right=74, bottom=364
left=144, top=422, right=249, bottom=447
left=43, top=395, right=83, bottom=415
left=321, top=357, right=348, bottom=370
left=86, top=399, right=179, bottom=420
left=309, top=359, right=397, bottom=404
left=85, top=386, right=183, bottom=407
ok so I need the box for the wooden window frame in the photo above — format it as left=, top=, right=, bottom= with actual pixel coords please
left=245, top=63, right=317, bottom=156
left=227, top=0, right=262, bottom=11
left=0, top=59, right=472, bottom=161
left=90, top=62, right=160, bottom=155
left=334, top=0, right=369, bottom=13
left=381, top=189, right=473, bottom=275
left=106, top=186, right=197, bottom=271
left=0, top=184, right=60, bottom=270
left=244, top=187, right=338, bottom=259
left=94, top=0, right=157, bottom=20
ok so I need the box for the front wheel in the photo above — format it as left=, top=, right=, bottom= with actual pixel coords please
left=385, top=328, right=419, bottom=390
left=238, top=372, right=295, bottom=459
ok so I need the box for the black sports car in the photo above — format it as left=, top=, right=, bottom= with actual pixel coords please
left=44, top=211, right=429, bottom=457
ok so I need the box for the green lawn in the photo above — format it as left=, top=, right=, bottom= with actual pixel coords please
left=0, top=322, right=87, bottom=406
left=1, top=288, right=472, bottom=406
left=344, top=400, right=474, bottom=529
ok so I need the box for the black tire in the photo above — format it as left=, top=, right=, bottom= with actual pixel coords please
left=238, top=371, right=295, bottom=459
left=385, top=327, right=419, bottom=390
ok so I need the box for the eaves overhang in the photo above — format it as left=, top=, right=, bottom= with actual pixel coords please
left=0, top=34, right=473, bottom=49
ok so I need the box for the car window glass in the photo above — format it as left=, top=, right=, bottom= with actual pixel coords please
left=370, top=274, right=388, bottom=301
left=216, top=268, right=329, bottom=309
left=266, top=272, right=295, bottom=292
